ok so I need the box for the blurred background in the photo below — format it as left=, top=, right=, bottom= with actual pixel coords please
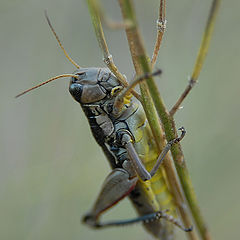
left=1, top=0, right=239, bottom=239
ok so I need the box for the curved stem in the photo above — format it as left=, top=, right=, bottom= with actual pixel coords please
left=87, top=0, right=141, bottom=101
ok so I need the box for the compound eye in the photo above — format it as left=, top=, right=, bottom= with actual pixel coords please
left=69, top=83, right=83, bottom=103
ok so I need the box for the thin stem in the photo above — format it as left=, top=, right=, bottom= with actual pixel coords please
left=114, top=69, right=162, bottom=113
left=86, top=0, right=141, bottom=101
left=168, top=1, right=221, bottom=239
left=170, top=0, right=221, bottom=116
left=119, top=0, right=221, bottom=239
left=143, top=1, right=220, bottom=239
left=151, top=0, right=166, bottom=68
left=118, top=1, right=197, bottom=239
left=97, top=4, right=132, bottom=30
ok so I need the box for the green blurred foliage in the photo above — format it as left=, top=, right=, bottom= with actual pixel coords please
left=0, top=0, right=239, bottom=240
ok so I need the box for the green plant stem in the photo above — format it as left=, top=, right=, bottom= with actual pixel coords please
left=86, top=0, right=141, bottom=101
left=170, top=0, right=221, bottom=116
left=151, top=0, right=166, bottom=68
left=169, top=1, right=221, bottom=239
left=118, top=1, right=198, bottom=240
left=120, top=1, right=220, bottom=239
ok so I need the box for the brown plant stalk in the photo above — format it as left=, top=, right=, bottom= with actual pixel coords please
left=118, top=1, right=198, bottom=239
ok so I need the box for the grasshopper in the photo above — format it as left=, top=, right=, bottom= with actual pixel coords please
left=16, top=9, right=196, bottom=240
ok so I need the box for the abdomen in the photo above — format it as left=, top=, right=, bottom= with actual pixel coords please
left=127, top=102, right=176, bottom=239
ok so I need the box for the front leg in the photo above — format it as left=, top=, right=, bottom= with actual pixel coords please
left=118, top=127, right=186, bottom=181
left=83, top=167, right=138, bottom=227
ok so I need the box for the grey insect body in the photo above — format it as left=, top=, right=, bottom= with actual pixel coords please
left=17, top=65, right=190, bottom=239
left=69, top=67, right=184, bottom=239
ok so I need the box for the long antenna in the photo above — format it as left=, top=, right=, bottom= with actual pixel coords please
left=15, top=74, right=78, bottom=98
left=44, top=10, right=81, bottom=69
